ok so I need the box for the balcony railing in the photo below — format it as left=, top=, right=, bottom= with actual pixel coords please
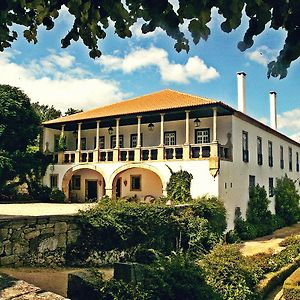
left=52, top=142, right=232, bottom=164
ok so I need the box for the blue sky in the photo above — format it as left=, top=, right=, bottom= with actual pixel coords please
left=0, top=5, right=299, bottom=141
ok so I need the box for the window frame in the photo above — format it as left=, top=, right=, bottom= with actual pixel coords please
left=164, top=131, right=177, bottom=146
left=194, top=128, right=210, bottom=144
left=268, top=141, right=273, bottom=167
left=257, top=136, right=263, bottom=165
left=94, top=136, right=105, bottom=149
left=71, top=175, right=81, bottom=190
left=242, top=131, right=249, bottom=162
left=50, top=174, right=58, bottom=189
left=130, top=133, right=143, bottom=148
left=296, top=152, right=299, bottom=172
left=130, top=175, right=141, bottom=191
left=110, top=135, right=124, bottom=148
left=289, top=147, right=293, bottom=172
left=280, top=145, right=284, bottom=169
left=76, top=137, right=87, bottom=150
left=249, top=175, right=255, bottom=189
left=269, top=177, right=274, bottom=197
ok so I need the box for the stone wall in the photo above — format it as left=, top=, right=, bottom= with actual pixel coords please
left=0, top=215, right=80, bottom=267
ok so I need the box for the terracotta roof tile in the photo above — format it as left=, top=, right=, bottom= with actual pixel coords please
left=43, top=89, right=218, bottom=125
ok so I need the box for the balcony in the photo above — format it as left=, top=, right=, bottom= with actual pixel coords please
left=52, top=142, right=232, bottom=164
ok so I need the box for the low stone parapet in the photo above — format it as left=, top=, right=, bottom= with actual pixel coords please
left=0, top=215, right=80, bottom=267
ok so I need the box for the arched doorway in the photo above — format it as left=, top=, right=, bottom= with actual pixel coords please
left=62, top=168, right=105, bottom=202
left=111, top=167, right=163, bottom=199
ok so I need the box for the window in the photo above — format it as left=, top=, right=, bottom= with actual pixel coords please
left=268, top=141, right=273, bottom=167
left=130, top=133, right=143, bottom=148
left=280, top=146, right=284, bottom=169
left=164, top=131, right=176, bottom=145
left=195, top=129, right=210, bottom=144
left=72, top=175, right=81, bottom=190
left=257, top=137, right=263, bottom=165
left=242, top=131, right=249, bottom=162
left=249, top=175, right=255, bottom=188
left=289, top=147, right=293, bottom=171
left=76, top=138, right=86, bottom=150
left=111, top=135, right=124, bottom=148
left=130, top=175, right=141, bottom=191
left=269, top=177, right=274, bottom=197
left=50, top=174, right=58, bottom=188
left=297, top=152, right=299, bottom=172
left=94, top=136, right=105, bottom=149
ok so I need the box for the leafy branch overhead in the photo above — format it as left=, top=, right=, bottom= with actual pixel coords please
left=0, top=0, right=299, bottom=79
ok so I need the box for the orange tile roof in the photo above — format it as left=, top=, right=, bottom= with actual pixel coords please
left=43, top=89, right=218, bottom=125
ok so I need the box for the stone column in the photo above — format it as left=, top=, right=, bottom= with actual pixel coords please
left=213, top=108, right=217, bottom=142
left=158, top=113, right=165, bottom=160
left=135, top=116, right=142, bottom=162
left=75, top=122, right=82, bottom=163
left=183, top=111, right=190, bottom=160
left=113, top=118, right=120, bottom=162
left=58, top=125, right=65, bottom=164
left=93, top=120, right=100, bottom=162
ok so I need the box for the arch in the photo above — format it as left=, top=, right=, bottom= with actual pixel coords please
left=108, top=163, right=167, bottom=199
left=61, top=166, right=106, bottom=202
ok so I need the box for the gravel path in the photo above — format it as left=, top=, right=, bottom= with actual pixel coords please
left=0, top=203, right=95, bottom=217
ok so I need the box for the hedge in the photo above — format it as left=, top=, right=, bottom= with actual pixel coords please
left=283, top=267, right=300, bottom=300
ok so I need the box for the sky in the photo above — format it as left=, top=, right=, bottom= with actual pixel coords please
left=0, top=4, right=299, bottom=142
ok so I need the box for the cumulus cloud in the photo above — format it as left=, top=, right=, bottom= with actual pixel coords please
left=98, top=46, right=219, bottom=83
left=0, top=50, right=127, bottom=112
left=245, top=45, right=277, bottom=67
left=277, top=108, right=300, bottom=142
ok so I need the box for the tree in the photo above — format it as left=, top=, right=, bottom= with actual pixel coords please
left=64, top=108, right=83, bottom=116
left=32, top=102, right=62, bottom=122
left=0, top=85, right=40, bottom=152
left=275, top=175, right=300, bottom=226
left=0, top=85, right=50, bottom=198
left=0, top=1, right=299, bottom=79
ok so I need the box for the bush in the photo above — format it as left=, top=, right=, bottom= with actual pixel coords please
left=279, top=235, right=300, bottom=247
left=142, top=252, right=219, bottom=300
left=50, top=188, right=65, bottom=202
left=166, top=167, right=193, bottom=202
left=199, top=244, right=262, bottom=300
left=30, top=181, right=52, bottom=201
left=275, top=175, right=300, bottom=226
left=69, top=197, right=226, bottom=262
left=283, top=268, right=300, bottom=300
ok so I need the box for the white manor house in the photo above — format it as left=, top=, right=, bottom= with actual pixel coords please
left=42, top=72, right=300, bottom=229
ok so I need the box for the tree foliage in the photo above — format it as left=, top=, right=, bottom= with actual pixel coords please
left=275, top=175, right=300, bottom=226
left=0, top=0, right=299, bottom=78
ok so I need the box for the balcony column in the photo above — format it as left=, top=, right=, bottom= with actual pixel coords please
left=183, top=111, right=190, bottom=160
left=58, top=124, right=65, bottom=164
left=113, top=118, right=120, bottom=162
left=93, top=120, right=100, bottom=162
left=213, top=108, right=217, bottom=142
left=209, top=107, right=219, bottom=177
left=135, top=116, right=142, bottom=162
left=75, top=122, right=82, bottom=163
left=158, top=113, right=165, bottom=160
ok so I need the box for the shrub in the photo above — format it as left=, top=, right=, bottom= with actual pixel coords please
left=283, top=268, right=300, bottom=300
left=279, top=235, right=300, bottom=247
left=142, top=252, right=219, bottom=300
left=50, top=188, right=65, bottom=202
left=199, top=244, right=262, bottom=300
left=192, top=196, right=227, bottom=235
left=30, top=181, right=52, bottom=201
left=166, top=167, right=193, bottom=202
left=69, top=197, right=226, bottom=262
left=275, top=175, right=300, bottom=226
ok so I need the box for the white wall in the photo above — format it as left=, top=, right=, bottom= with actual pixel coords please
left=219, top=115, right=300, bottom=229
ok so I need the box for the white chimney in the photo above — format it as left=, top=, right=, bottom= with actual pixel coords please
left=270, top=91, right=277, bottom=130
left=237, top=72, right=246, bottom=113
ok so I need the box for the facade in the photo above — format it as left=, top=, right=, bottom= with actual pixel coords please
left=42, top=75, right=300, bottom=229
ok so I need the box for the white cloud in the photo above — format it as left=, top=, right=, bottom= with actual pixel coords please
left=277, top=108, right=300, bottom=142
left=130, top=20, right=164, bottom=39
left=245, top=45, right=277, bottom=67
left=0, top=50, right=127, bottom=112
left=98, top=46, right=219, bottom=83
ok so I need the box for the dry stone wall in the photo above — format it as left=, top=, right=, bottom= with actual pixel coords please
left=0, top=216, right=80, bottom=267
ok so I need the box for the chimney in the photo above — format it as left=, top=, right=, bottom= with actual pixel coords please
left=270, top=91, right=277, bottom=130
left=237, top=72, right=246, bottom=113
